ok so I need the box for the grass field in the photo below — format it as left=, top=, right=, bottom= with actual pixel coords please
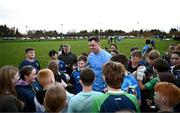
left=0, top=38, right=178, bottom=68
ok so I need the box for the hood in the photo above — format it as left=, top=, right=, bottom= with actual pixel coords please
left=16, top=79, right=29, bottom=85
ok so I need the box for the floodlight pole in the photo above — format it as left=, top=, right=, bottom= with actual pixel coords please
left=61, top=24, right=63, bottom=38
left=137, top=21, right=140, bottom=38
left=98, top=22, right=100, bottom=38
left=26, top=26, right=28, bottom=38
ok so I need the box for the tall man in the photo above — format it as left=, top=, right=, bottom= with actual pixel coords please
left=87, top=36, right=112, bottom=92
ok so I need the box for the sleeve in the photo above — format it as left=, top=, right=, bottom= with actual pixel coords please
left=144, top=78, right=158, bottom=90
left=136, top=85, right=141, bottom=100
left=92, top=94, right=107, bottom=113
left=126, top=94, right=140, bottom=113
left=67, top=99, right=75, bottom=113
left=69, top=72, right=74, bottom=84
left=92, top=98, right=101, bottom=113
left=121, top=79, right=129, bottom=91
left=19, top=61, right=24, bottom=70
left=36, top=60, right=41, bottom=70
left=74, top=54, right=78, bottom=64
left=5, top=96, right=22, bottom=112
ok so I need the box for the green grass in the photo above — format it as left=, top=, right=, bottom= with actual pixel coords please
left=0, top=38, right=178, bottom=68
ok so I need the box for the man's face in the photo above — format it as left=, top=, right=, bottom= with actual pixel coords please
left=89, top=40, right=100, bottom=53
left=26, top=50, right=35, bottom=59
left=63, top=47, right=70, bottom=54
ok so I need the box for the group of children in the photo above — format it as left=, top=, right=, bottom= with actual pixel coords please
left=0, top=39, right=180, bottom=113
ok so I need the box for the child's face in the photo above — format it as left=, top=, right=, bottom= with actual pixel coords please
left=78, top=60, right=86, bottom=70
left=26, top=50, right=35, bottom=59
left=51, top=53, right=58, bottom=60
left=25, top=69, right=37, bottom=83
left=109, top=45, right=116, bottom=51
left=146, top=57, right=153, bottom=65
left=171, top=53, right=180, bottom=66
left=168, top=46, right=175, bottom=54
left=11, top=72, right=19, bottom=86
left=131, top=56, right=141, bottom=66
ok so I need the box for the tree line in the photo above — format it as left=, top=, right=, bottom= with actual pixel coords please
left=0, top=24, right=180, bottom=40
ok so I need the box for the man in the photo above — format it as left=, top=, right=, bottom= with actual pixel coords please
left=19, top=48, right=40, bottom=71
left=58, top=44, right=77, bottom=75
left=87, top=36, right=112, bottom=92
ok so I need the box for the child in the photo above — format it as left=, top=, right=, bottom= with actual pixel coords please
left=70, top=55, right=87, bottom=94
left=34, top=69, right=56, bottom=112
left=170, top=50, right=180, bottom=87
left=137, top=58, right=169, bottom=112
left=0, top=65, right=23, bottom=112
left=48, top=50, right=66, bottom=73
left=34, top=69, right=74, bottom=112
left=19, top=48, right=40, bottom=71
left=128, top=50, right=144, bottom=73
left=154, top=82, right=180, bottom=112
left=111, top=54, right=141, bottom=105
left=44, top=85, right=67, bottom=112
left=16, top=66, right=40, bottom=112
left=67, top=68, right=103, bottom=113
left=92, top=61, right=140, bottom=113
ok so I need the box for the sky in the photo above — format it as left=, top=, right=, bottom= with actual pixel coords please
left=0, top=0, right=180, bottom=34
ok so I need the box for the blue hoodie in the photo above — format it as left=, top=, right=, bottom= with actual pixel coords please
left=15, top=79, right=41, bottom=112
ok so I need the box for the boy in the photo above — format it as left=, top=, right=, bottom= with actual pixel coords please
left=67, top=68, right=103, bottom=113
left=92, top=61, right=140, bottom=113
left=70, top=55, right=87, bottom=94
left=34, top=69, right=56, bottom=112
left=34, top=69, right=74, bottom=112
left=48, top=50, right=66, bottom=72
left=154, top=82, right=180, bottom=112
left=111, top=54, right=141, bottom=105
left=19, top=48, right=40, bottom=71
left=128, top=50, right=144, bottom=73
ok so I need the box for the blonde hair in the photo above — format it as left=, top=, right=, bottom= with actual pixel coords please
left=154, top=82, right=180, bottom=107
left=44, top=85, right=66, bottom=112
left=37, top=69, right=54, bottom=87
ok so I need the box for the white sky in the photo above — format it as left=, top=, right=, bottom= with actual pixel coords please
left=0, top=0, right=180, bottom=33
